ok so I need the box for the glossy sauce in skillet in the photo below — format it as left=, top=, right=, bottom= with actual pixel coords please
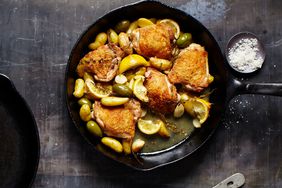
left=135, top=110, right=195, bottom=154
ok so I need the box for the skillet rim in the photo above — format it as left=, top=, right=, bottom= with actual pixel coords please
left=65, top=0, right=227, bottom=171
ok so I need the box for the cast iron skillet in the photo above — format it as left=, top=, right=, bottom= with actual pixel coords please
left=65, top=0, right=282, bottom=170
left=0, top=74, right=40, bottom=187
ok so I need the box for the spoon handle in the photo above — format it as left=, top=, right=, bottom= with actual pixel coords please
left=212, top=173, right=245, bottom=188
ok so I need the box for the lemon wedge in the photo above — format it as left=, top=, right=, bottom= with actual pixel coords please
left=127, top=78, right=135, bottom=90
left=159, top=19, right=180, bottom=39
left=137, top=18, right=154, bottom=27
left=157, top=120, right=170, bottom=138
left=184, top=98, right=211, bottom=124
left=85, top=80, right=112, bottom=99
left=138, top=119, right=161, bottom=135
left=101, top=97, right=129, bottom=106
left=132, top=76, right=149, bottom=102
left=119, top=54, right=150, bottom=74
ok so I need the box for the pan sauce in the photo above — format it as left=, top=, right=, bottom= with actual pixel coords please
left=135, top=110, right=195, bottom=154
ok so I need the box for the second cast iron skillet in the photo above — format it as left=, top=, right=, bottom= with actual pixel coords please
left=65, top=1, right=282, bottom=170
left=0, top=74, right=40, bottom=187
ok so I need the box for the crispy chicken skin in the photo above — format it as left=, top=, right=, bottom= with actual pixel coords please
left=77, top=43, right=125, bottom=82
left=131, top=23, right=174, bottom=59
left=93, top=99, right=141, bottom=140
left=144, top=68, right=178, bottom=115
left=168, top=43, right=210, bottom=92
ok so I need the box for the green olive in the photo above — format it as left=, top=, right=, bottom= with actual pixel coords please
left=115, top=20, right=130, bottom=33
left=88, top=32, right=107, bottom=50
left=101, top=137, right=123, bottom=153
left=113, top=84, right=133, bottom=97
left=86, top=120, right=103, bottom=137
left=88, top=41, right=101, bottom=50
left=79, top=104, right=91, bottom=122
left=107, top=29, right=119, bottom=44
left=96, top=32, right=107, bottom=44
left=176, top=33, right=192, bottom=48
left=149, top=57, right=172, bottom=71
left=78, top=98, right=92, bottom=107
left=73, top=78, right=85, bottom=98
left=126, top=21, right=138, bottom=34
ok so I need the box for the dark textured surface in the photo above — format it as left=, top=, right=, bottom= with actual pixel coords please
left=0, top=0, right=281, bottom=187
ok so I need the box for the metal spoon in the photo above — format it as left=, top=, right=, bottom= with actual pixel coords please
left=212, top=173, right=246, bottom=188
left=225, top=32, right=266, bottom=74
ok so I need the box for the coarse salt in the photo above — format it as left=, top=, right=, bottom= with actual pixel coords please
left=228, top=38, right=264, bottom=72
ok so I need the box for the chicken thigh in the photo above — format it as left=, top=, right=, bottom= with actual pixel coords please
left=131, top=23, right=174, bottom=60
left=76, top=43, right=125, bottom=82
left=93, top=99, right=141, bottom=141
left=144, top=67, right=178, bottom=115
left=168, top=43, right=210, bottom=92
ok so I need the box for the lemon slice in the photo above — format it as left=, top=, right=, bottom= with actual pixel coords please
left=137, top=18, right=154, bottom=27
left=184, top=98, right=211, bottom=124
left=159, top=19, right=180, bottom=39
left=85, top=80, right=112, bottom=99
left=138, top=119, right=161, bottom=135
left=101, top=97, right=130, bottom=106
left=119, top=54, right=150, bottom=74
left=132, top=77, right=149, bottom=102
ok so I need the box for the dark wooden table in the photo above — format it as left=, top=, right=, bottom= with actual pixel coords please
left=1, top=0, right=282, bottom=187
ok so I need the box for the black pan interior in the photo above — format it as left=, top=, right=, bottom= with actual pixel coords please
left=0, top=74, right=40, bottom=187
left=66, top=1, right=228, bottom=170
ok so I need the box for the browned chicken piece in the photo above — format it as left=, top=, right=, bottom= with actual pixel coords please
left=76, top=43, right=125, bottom=82
left=144, top=67, right=179, bottom=115
left=168, top=43, right=210, bottom=92
left=93, top=99, right=141, bottom=141
left=131, top=23, right=174, bottom=60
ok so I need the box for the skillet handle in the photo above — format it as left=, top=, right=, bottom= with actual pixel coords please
left=243, top=82, right=282, bottom=96
left=226, top=78, right=282, bottom=103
